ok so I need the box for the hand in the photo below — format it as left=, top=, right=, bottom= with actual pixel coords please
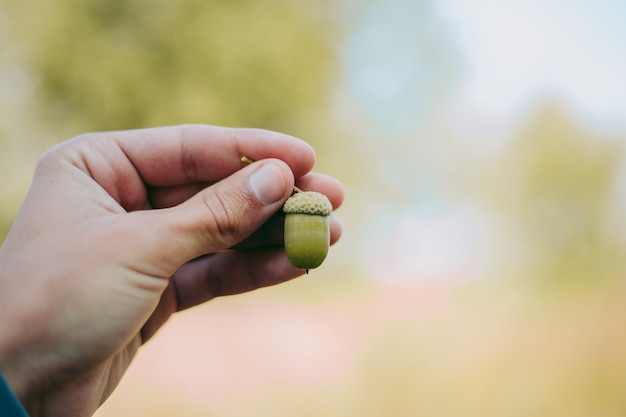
left=0, top=125, right=344, bottom=417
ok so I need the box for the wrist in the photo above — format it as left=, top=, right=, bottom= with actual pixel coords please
left=0, top=338, right=47, bottom=417
left=0, top=371, right=29, bottom=417
left=0, top=330, right=31, bottom=404
left=0, top=272, right=37, bottom=407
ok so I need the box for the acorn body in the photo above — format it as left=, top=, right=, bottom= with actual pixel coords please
left=282, top=191, right=333, bottom=271
left=284, top=214, right=329, bottom=270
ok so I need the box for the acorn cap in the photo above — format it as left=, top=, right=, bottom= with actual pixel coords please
left=283, top=191, right=332, bottom=216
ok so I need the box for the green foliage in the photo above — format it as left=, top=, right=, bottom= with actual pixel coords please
left=481, top=103, right=625, bottom=286
left=4, top=0, right=340, bottom=135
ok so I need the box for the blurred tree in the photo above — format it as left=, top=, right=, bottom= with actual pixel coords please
left=1, top=0, right=352, bottom=245
left=2, top=0, right=341, bottom=137
left=480, top=102, right=625, bottom=287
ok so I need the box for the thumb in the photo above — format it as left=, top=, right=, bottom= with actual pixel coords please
left=131, top=159, right=294, bottom=274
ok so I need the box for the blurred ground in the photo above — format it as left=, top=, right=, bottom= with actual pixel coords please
left=94, top=279, right=626, bottom=417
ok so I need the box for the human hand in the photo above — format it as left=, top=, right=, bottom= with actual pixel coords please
left=0, top=125, right=343, bottom=417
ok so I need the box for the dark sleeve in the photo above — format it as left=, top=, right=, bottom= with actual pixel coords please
left=0, top=373, right=29, bottom=417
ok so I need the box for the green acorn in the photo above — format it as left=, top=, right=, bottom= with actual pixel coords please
left=282, top=191, right=332, bottom=272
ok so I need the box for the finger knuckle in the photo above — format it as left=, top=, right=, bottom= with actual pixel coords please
left=201, top=189, right=250, bottom=245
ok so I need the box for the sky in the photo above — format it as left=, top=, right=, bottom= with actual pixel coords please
left=344, top=0, right=626, bottom=135
left=441, top=0, right=626, bottom=135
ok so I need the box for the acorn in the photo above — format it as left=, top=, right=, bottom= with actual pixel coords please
left=282, top=191, right=332, bottom=272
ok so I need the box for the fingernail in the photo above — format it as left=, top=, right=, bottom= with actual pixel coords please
left=249, top=163, right=287, bottom=206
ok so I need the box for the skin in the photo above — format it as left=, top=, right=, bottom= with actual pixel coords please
left=0, top=125, right=344, bottom=417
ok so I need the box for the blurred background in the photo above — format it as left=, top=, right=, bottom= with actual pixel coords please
left=2, top=0, right=626, bottom=415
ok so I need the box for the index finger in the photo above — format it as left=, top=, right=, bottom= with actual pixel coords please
left=113, top=124, right=317, bottom=186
